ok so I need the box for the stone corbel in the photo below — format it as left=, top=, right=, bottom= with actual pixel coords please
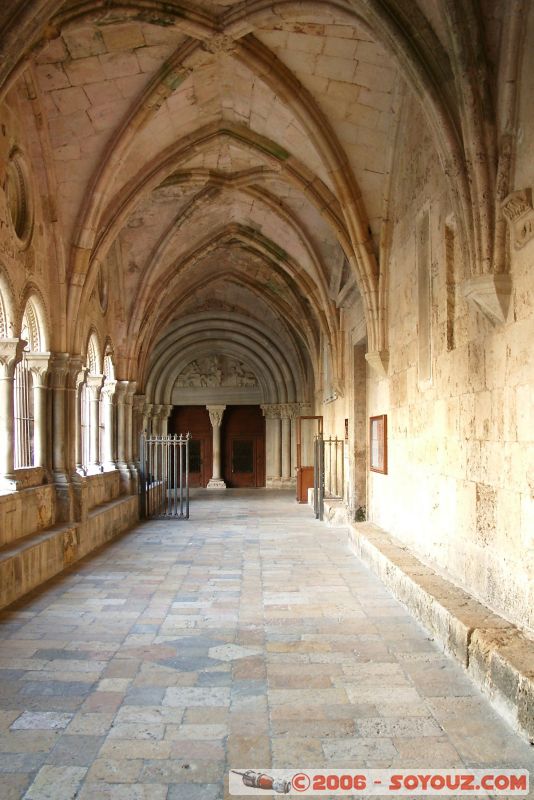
left=463, top=274, right=512, bottom=326
left=502, top=188, right=534, bottom=250
left=365, top=350, right=389, bottom=377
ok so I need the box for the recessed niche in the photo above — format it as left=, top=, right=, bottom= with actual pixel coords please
left=5, top=149, right=33, bottom=247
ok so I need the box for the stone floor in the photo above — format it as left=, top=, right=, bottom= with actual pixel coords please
left=0, top=490, right=532, bottom=800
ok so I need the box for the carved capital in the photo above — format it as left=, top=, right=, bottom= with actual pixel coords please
left=0, top=338, right=26, bottom=378
left=25, top=352, right=51, bottom=387
left=133, top=394, right=146, bottom=413
left=114, top=381, right=128, bottom=404
left=115, top=380, right=135, bottom=405
left=261, top=403, right=283, bottom=419
left=207, top=404, right=226, bottom=427
left=86, top=374, right=104, bottom=399
left=101, top=379, right=117, bottom=402
left=66, top=356, right=85, bottom=390
left=501, top=188, right=534, bottom=250
left=49, top=353, right=71, bottom=388
left=125, top=381, right=137, bottom=402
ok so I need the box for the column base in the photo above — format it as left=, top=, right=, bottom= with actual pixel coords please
left=206, top=478, right=227, bottom=489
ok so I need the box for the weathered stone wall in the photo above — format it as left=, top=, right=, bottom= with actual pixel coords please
left=366, top=92, right=534, bottom=633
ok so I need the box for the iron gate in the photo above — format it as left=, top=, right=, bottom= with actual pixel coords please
left=314, top=434, right=345, bottom=520
left=140, top=433, right=190, bottom=519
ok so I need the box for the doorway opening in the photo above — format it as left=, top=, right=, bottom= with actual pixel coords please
left=169, top=404, right=266, bottom=488
left=169, top=405, right=212, bottom=487
left=222, top=405, right=265, bottom=488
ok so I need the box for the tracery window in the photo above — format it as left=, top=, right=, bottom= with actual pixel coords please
left=80, top=334, right=102, bottom=473
left=101, top=351, right=116, bottom=469
left=14, top=301, right=41, bottom=469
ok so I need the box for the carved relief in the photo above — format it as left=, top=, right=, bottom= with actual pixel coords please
left=176, top=355, right=258, bottom=388
left=501, top=188, right=534, bottom=250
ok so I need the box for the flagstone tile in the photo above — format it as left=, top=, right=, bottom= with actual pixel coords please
left=0, top=490, right=531, bottom=800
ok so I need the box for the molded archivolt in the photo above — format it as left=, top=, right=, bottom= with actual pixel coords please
left=145, top=313, right=308, bottom=405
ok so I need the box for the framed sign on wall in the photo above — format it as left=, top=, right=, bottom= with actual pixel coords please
left=370, top=414, right=387, bottom=474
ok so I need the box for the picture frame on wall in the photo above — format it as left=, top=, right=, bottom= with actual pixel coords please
left=370, top=414, right=387, bottom=474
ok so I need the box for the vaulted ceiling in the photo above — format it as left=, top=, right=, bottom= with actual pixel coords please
left=0, top=0, right=511, bottom=391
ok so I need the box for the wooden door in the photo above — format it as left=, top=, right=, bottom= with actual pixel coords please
left=169, top=406, right=212, bottom=487
left=222, top=406, right=265, bottom=488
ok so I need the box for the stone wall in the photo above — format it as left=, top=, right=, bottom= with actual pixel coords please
left=366, top=93, right=534, bottom=634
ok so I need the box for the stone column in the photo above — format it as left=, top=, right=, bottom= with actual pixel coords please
left=49, top=354, right=74, bottom=520
left=86, top=375, right=104, bottom=474
left=132, top=394, right=146, bottom=466
left=206, top=404, right=226, bottom=489
left=26, top=353, right=51, bottom=470
left=281, top=405, right=292, bottom=482
left=261, top=404, right=282, bottom=487
left=143, top=402, right=153, bottom=436
left=125, top=382, right=137, bottom=483
left=115, top=381, right=131, bottom=492
left=67, top=357, right=87, bottom=522
left=0, top=338, right=25, bottom=489
left=101, top=380, right=117, bottom=470
left=151, top=404, right=163, bottom=435
left=73, top=366, right=87, bottom=475
left=160, top=404, right=173, bottom=435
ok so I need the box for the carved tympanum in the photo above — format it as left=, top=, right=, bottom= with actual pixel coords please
left=176, top=355, right=258, bottom=388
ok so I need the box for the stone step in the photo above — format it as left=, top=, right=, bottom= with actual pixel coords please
left=349, top=522, right=534, bottom=744
left=0, top=494, right=138, bottom=611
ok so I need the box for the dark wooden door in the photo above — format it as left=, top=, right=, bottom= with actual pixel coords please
left=222, top=405, right=265, bottom=488
left=169, top=406, right=212, bottom=487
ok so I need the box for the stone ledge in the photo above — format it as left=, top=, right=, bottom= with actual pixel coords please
left=0, top=494, right=138, bottom=612
left=348, top=522, right=534, bottom=743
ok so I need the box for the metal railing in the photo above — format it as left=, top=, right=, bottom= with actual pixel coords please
left=313, top=434, right=344, bottom=520
left=140, top=433, right=190, bottom=519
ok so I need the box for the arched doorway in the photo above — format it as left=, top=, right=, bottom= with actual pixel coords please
left=170, top=404, right=265, bottom=488
left=221, top=405, right=265, bottom=488
left=169, top=406, right=212, bottom=488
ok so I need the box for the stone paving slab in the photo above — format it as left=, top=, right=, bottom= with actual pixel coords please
left=349, top=520, right=534, bottom=742
left=0, top=490, right=531, bottom=799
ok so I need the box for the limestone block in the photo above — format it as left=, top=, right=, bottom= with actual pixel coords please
left=65, top=56, right=106, bottom=86
left=286, top=32, right=324, bottom=54
left=87, top=102, right=123, bottom=132
left=100, top=51, right=141, bottom=80
left=51, top=86, right=90, bottom=114
left=315, top=54, right=355, bottom=83
left=101, top=23, right=145, bottom=52
left=84, top=80, right=122, bottom=106
left=136, top=44, right=173, bottom=73
left=35, top=63, right=70, bottom=91
left=347, top=522, right=534, bottom=741
left=35, top=38, right=69, bottom=64
left=63, top=26, right=106, bottom=59
left=323, top=37, right=358, bottom=59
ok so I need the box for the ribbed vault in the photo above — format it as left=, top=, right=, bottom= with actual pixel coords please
left=0, top=0, right=515, bottom=395
left=146, top=312, right=308, bottom=404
